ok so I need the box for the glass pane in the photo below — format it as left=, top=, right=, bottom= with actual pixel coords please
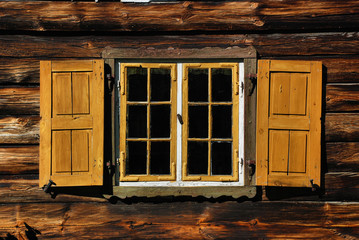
left=127, top=67, right=147, bottom=101
left=189, top=106, right=208, bottom=138
left=127, top=141, right=147, bottom=174
left=211, top=142, right=232, bottom=175
left=212, top=68, right=232, bottom=102
left=188, top=68, right=208, bottom=102
left=150, top=105, right=170, bottom=138
left=212, top=105, right=232, bottom=138
left=188, top=141, right=208, bottom=175
left=150, top=68, right=171, bottom=101
left=150, top=141, right=170, bottom=175
left=127, top=105, right=147, bottom=138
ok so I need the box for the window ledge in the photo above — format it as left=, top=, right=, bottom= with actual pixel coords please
left=109, top=186, right=257, bottom=199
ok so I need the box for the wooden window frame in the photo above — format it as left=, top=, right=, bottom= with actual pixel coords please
left=182, top=63, right=240, bottom=182
left=119, top=63, right=177, bottom=182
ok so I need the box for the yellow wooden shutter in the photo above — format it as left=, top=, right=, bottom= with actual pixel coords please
left=256, top=60, right=322, bottom=187
left=39, top=60, right=104, bottom=187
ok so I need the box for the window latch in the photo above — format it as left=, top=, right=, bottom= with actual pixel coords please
left=177, top=114, right=183, bottom=125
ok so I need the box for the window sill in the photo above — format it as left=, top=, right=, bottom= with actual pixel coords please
left=110, top=186, right=257, bottom=199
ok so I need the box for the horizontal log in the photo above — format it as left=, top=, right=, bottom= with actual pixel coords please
left=0, top=59, right=39, bottom=85
left=326, top=142, right=359, bottom=172
left=1, top=201, right=359, bottom=239
left=0, top=87, right=39, bottom=115
left=1, top=57, right=359, bottom=86
left=326, top=84, right=359, bottom=112
left=325, top=113, right=359, bottom=142
left=323, top=57, right=359, bottom=83
left=0, top=116, right=39, bottom=144
left=0, top=146, right=38, bottom=174
left=265, top=172, right=359, bottom=201
left=0, top=175, right=107, bottom=204
left=0, top=32, right=358, bottom=58
left=0, top=1, right=358, bottom=32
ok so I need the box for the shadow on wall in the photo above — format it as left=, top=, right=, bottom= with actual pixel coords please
left=0, top=222, right=41, bottom=240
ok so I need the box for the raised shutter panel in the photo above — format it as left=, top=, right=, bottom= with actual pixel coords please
left=256, top=60, right=322, bottom=187
left=39, top=60, right=104, bottom=187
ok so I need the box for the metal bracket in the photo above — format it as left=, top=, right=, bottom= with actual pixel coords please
left=310, top=179, right=319, bottom=192
left=248, top=74, right=257, bottom=96
left=42, top=179, right=56, bottom=193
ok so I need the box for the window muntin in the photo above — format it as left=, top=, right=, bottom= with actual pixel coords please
left=118, top=62, right=244, bottom=186
left=119, top=63, right=177, bottom=181
left=182, top=63, right=239, bottom=181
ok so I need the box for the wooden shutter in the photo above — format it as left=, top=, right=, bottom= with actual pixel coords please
left=39, top=60, right=104, bottom=187
left=256, top=60, right=322, bottom=187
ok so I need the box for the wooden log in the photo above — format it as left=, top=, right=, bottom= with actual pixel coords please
left=0, top=146, right=38, bottom=174
left=326, top=84, right=359, bottom=112
left=0, top=116, right=39, bottom=144
left=323, top=57, right=359, bottom=83
left=0, top=175, right=107, bottom=204
left=0, top=32, right=359, bottom=58
left=325, top=113, right=359, bottom=142
left=0, top=59, right=39, bottom=85
left=265, top=172, right=359, bottom=201
left=0, top=87, right=39, bottom=115
left=0, top=1, right=358, bottom=32
left=2, top=57, right=359, bottom=85
left=0, top=201, right=358, bottom=239
left=326, top=142, right=359, bottom=172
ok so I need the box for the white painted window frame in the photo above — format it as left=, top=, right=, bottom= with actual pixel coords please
left=117, top=62, right=245, bottom=186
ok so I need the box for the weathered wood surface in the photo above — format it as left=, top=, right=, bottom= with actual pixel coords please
left=0, top=33, right=358, bottom=58
left=326, top=84, right=359, bottom=112
left=325, top=113, right=359, bottom=142
left=0, top=87, right=39, bottom=114
left=0, top=1, right=359, bottom=32
left=1, top=57, right=359, bottom=86
left=0, top=175, right=107, bottom=204
left=0, top=146, right=38, bottom=174
left=0, top=59, right=39, bottom=85
left=0, top=116, right=39, bottom=144
left=326, top=142, right=359, bottom=172
left=0, top=201, right=358, bottom=239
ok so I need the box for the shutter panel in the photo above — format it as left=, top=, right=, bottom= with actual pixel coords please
left=256, top=60, right=322, bottom=187
left=39, top=60, right=104, bottom=187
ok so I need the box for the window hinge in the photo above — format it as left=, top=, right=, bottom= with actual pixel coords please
left=241, top=82, right=244, bottom=94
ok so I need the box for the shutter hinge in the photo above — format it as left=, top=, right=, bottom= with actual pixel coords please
left=248, top=73, right=257, bottom=96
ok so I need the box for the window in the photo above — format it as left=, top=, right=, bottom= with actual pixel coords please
left=118, top=62, right=245, bottom=186
left=39, top=58, right=322, bottom=191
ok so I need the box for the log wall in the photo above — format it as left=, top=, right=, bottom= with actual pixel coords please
left=0, top=1, right=358, bottom=239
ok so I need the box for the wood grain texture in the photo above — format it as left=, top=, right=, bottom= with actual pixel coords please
left=0, top=201, right=358, bottom=239
left=0, top=146, right=38, bottom=174
left=0, top=58, right=39, bottom=85
left=326, top=84, right=359, bottom=112
left=0, top=87, right=39, bottom=115
left=0, top=116, right=39, bottom=144
left=325, top=113, right=359, bottom=142
left=326, top=142, right=359, bottom=172
left=0, top=33, right=358, bottom=58
left=0, top=1, right=358, bottom=32
left=0, top=175, right=107, bottom=204
left=2, top=57, right=359, bottom=86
